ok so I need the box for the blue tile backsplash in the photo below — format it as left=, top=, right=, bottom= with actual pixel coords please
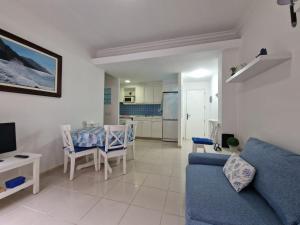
left=120, top=103, right=162, bottom=116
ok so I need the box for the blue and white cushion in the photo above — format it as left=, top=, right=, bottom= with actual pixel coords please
left=223, top=154, right=256, bottom=192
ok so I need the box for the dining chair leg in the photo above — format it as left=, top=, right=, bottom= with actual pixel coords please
left=93, top=151, right=98, bottom=171
left=132, top=143, right=136, bottom=160
left=70, top=156, right=75, bottom=181
left=98, top=153, right=101, bottom=172
left=123, top=154, right=126, bottom=175
left=63, top=152, right=68, bottom=173
left=116, top=157, right=121, bottom=165
left=104, top=156, right=108, bottom=180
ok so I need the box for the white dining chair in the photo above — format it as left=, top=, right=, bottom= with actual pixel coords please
left=125, top=121, right=138, bottom=160
left=60, top=125, right=98, bottom=180
left=98, top=125, right=128, bottom=180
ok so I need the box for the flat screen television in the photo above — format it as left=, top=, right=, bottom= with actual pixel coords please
left=0, top=123, right=17, bottom=154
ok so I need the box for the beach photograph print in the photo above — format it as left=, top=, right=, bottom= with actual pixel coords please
left=0, top=29, right=62, bottom=97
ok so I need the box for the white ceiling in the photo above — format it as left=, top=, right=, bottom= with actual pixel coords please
left=102, top=51, right=219, bottom=83
left=9, top=0, right=252, bottom=54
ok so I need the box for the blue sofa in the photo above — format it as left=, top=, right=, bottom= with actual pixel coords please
left=186, top=138, right=300, bottom=225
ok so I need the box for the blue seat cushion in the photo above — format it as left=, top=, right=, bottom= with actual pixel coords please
left=192, top=137, right=213, bottom=145
left=186, top=164, right=283, bottom=225
left=240, top=138, right=300, bottom=225
left=99, top=146, right=126, bottom=152
left=74, top=146, right=96, bottom=153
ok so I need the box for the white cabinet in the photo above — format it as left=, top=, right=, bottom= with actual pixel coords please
left=142, top=121, right=152, bottom=137
left=134, top=117, right=162, bottom=139
left=135, top=86, right=144, bottom=103
left=136, top=120, right=143, bottom=137
left=144, top=86, right=154, bottom=103
left=121, top=83, right=162, bottom=104
left=153, top=86, right=162, bottom=104
left=151, top=120, right=162, bottom=138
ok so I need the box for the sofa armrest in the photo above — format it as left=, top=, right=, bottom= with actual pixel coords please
left=188, top=153, right=230, bottom=166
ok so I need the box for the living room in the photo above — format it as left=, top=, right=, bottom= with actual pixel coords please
left=0, top=1, right=299, bottom=225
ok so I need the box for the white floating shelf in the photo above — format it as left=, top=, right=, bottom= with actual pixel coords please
left=226, top=53, right=291, bottom=83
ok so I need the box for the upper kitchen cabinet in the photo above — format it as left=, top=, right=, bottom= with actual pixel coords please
left=153, top=86, right=163, bottom=104
left=120, top=82, right=162, bottom=104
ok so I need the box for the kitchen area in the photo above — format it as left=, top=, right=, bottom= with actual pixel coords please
left=119, top=80, right=178, bottom=142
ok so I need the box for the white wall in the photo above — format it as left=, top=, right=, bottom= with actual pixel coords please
left=236, top=0, right=300, bottom=153
left=104, top=74, right=120, bottom=125
left=0, top=6, right=105, bottom=172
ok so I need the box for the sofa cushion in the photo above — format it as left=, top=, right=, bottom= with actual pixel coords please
left=186, top=164, right=283, bottom=225
left=223, top=154, right=256, bottom=192
left=240, top=138, right=300, bottom=225
left=189, top=153, right=230, bottom=166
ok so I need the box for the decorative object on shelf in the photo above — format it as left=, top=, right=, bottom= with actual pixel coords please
left=5, top=176, right=26, bottom=189
left=230, top=63, right=247, bottom=76
left=256, top=48, right=268, bottom=58
left=227, top=137, right=239, bottom=152
left=0, top=28, right=62, bottom=97
left=277, top=0, right=298, bottom=27
left=230, top=66, right=238, bottom=76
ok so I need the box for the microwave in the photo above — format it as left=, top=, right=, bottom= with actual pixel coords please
left=124, top=96, right=135, bottom=103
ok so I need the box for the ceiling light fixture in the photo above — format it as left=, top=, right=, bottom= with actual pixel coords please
left=277, top=0, right=298, bottom=27
left=183, top=69, right=212, bottom=79
left=124, top=80, right=131, bottom=83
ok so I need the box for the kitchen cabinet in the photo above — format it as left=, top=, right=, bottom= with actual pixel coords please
left=135, top=86, right=144, bottom=103
left=151, top=119, right=162, bottom=138
left=144, top=86, right=154, bottom=103
left=153, top=86, right=163, bottom=104
left=134, top=117, right=162, bottom=139
left=142, top=121, right=152, bottom=137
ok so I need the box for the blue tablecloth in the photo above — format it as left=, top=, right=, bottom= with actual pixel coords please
left=71, top=126, right=133, bottom=148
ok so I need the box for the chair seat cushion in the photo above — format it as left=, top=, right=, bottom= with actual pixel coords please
left=99, top=146, right=127, bottom=152
left=186, top=164, right=283, bottom=225
left=192, top=137, right=213, bottom=145
left=74, top=146, right=96, bottom=153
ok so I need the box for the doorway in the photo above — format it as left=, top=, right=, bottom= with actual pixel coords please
left=185, top=89, right=206, bottom=139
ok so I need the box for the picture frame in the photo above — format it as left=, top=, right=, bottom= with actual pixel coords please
left=0, top=28, right=62, bottom=97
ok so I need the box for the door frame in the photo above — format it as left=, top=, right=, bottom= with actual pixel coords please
left=184, top=89, right=206, bottom=139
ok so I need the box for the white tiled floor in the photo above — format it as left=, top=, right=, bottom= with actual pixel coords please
left=0, top=139, right=191, bottom=225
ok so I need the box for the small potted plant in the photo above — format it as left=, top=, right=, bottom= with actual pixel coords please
left=227, top=137, right=239, bottom=152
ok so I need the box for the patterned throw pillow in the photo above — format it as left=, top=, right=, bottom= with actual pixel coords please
left=223, top=154, right=256, bottom=192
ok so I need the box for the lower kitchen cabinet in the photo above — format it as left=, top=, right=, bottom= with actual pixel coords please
left=134, top=117, right=162, bottom=139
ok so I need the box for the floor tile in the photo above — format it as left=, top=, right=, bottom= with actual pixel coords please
left=161, top=214, right=185, bottom=225
left=24, top=186, right=98, bottom=223
left=119, top=172, right=148, bottom=185
left=58, top=175, right=119, bottom=197
left=104, top=182, right=139, bottom=203
left=143, top=174, right=170, bottom=190
left=164, top=191, right=185, bottom=216
left=79, top=199, right=128, bottom=225
left=0, top=206, right=73, bottom=225
left=132, top=186, right=167, bottom=210
left=168, top=177, right=185, bottom=193
left=119, top=205, right=161, bottom=225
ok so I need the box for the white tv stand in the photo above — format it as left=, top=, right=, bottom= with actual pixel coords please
left=0, top=153, right=41, bottom=200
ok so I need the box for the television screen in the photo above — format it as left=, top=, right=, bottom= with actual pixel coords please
left=0, top=123, right=16, bottom=154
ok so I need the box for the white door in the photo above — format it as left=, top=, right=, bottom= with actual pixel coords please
left=185, top=90, right=206, bottom=139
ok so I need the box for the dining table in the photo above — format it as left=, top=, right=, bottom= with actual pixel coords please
left=71, top=126, right=133, bottom=170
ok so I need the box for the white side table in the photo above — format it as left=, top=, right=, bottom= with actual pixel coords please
left=0, top=153, right=41, bottom=200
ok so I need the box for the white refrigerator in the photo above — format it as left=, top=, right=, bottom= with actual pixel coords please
left=162, top=92, right=178, bottom=142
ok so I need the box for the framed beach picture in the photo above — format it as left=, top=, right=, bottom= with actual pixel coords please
left=0, top=28, right=62, bottom=97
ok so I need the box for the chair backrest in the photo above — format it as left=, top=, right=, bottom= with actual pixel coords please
left=104, top=125, right=128, bottom=152
left=60, top=125, right=75, bottom=152
left=125, top=121, right=138, bottom=141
